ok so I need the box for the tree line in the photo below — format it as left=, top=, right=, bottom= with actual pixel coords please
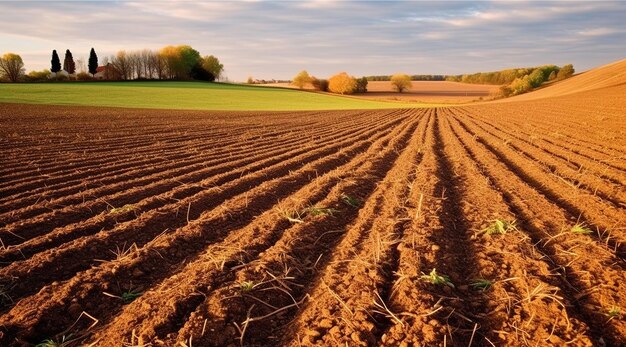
left=290, top=71, right=413, bottom=94
left=366, top=74, right=446, bottom=81
left=445, top=64, right=574, bottom=86
left=0, top=45, right=224, bottom=82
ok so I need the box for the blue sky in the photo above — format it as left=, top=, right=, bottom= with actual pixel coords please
left=1, top=1, right=625, bottom=81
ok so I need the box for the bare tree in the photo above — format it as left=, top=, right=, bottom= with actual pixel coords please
left=111, top=51, right=131, bottom=80
left=0, top=53, right=25, bottom=82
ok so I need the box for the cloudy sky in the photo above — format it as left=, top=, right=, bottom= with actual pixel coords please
left=1, top=1, right=625, bottom=81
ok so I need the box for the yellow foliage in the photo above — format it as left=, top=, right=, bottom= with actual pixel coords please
left=390, top=74, right=412, bottom=93
left=328, top=72, right=357, bottom=94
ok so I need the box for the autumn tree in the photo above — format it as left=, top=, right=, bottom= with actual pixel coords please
left=51, top=50, right=61, bottom=73
left=88, top=48, right=98, bottom=76
left=557, top=64, right=574, bottom=80
left=328, top=72, right=357, bottom=94
left=63, top=49, right=76, bottom=75
left=110, top=50, right=132, bottom=80
left=201, top=55, right=224, bottom=81
left=0, top=53, right=25, bottom=82
left=292, top=70, right=312, bottom=89
left=390, top=74, right=412, bottom=93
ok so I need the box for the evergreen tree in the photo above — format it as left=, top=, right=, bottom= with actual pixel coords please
left=88, top=48, right=98, bottom=76
left=51, top=50, right=61, bottom=73
left=63, top=49, right=76, bottom=74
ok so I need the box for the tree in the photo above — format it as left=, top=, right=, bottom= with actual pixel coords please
left=247, top=76, right=254, bottom=84
left=201, top=55, right=224, bottom=81
left=88, top=48, right=98, bottom=76
left=557, top=64, right=574, bottom=80
left=355, top=77, right=368, bottom=93
left=51, top=50, right=61, bottom=73
left=110, top=50, right=132, bottom=80
left=527, top=69, right=545, bottom=88
left=311, top=77, right=329, bottom=91
left=190, top=64, right=215, bottom=81
left=390, top=74, right=412, bottom=93
left=63, top=49, right=76, bottom=75
left=0, top=53, right=25, bottom=82
left=328, top=72, right=357, bottom=94
left=292, top=70, right=312, bottom=89
left=76, top=57, right=86, bottom=74
left=548, top=70, right=557, bottom=81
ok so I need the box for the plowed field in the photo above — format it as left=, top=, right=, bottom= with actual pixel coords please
left=1, top=85, right=625, bottom=346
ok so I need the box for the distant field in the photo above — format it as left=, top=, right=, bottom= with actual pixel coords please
left=259, top=81, right=499, bottom=104
left=362, top=81, right=499, bottom=103
left=0, top=81, right=436, bottom=111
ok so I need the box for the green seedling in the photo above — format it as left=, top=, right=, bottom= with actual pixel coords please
left=481, top=219, right=517, bottom=235
left=109, top=204, right=136, bottom=215
left=35, top=340, right=61, bottom=347
left=121, top=290, right=142, bottom=304
left=470, top=279, right=493, bottom=291
left=35, top=335, right=73, bottom=347
left=420, top=268, right=455, bottom=288
left=571, top=224, right=593, bottom=235
left=103, top=289, right=142, bottom=304
left=305, top=206, right=338, bottom=217
left=341, top=194, right=359, bottom=208
left=239, top=281, right=256, bottom=293
left=606, top=305, right=622, bottom=319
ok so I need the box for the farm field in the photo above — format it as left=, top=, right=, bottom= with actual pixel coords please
left=0, top=80, right=625, bottom=346
left=357, top=81, right=499, bottom=103
left=258, top=81, right=499, bottom=104
left=0, top=82, right=428, bottom=111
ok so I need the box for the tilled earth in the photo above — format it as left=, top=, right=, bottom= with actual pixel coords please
left=0, top=85, right=625, bottom=346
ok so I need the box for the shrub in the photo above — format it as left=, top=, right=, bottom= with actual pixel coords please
left=557, top=64, right=574, bottom=80
left=355, top=77, right=368, bottom=93
left=328, top=72, right=357, bottom=94
left=25, top=69, right=51, bottom=82
left=390, top=74, right=412, bottom=93
left=311, top=77, right=329, bottom=92
left=77, top=72, right=93, bottom=81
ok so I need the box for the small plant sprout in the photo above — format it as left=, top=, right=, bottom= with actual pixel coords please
left=470, top=279, right=492, bottom=291
left=239, top=280, right=256, bottom=293
left=571, top=223, right=593, bottom=235
left=420, top=268, right=455, bottom=288
left=606, top=305, right=622, bottom=320
left=481, top=219, right=518, bottom=235
left=121, top=290, right=142, bottom=304
left=35, top=335, right=73, bottom=347
left=340, top=194, right=359, bottom=208
left=108, top=204, right=136, bottom=215
left=278, top=208, right=304, bottom=224
left=305, top=206, right=338, bottom=217
left=103, top=289, right=142, bottom=304
left=35, top=339, right=61, bottom=347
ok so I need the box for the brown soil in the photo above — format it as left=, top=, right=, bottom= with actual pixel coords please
left=0, top=82, right=625, bottom=346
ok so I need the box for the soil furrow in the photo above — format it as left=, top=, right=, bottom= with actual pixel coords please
left=0, top=109, right=407, bottom=318
left=446, top=112, right=626, bottom=345
left=86, top=110, right=425, bottom=346
left=449, top=113, right=626, bottom=258
left=0, top=111, right=416, bottom=345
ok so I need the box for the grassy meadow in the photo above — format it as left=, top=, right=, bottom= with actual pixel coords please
left=0, top=81, right=435, bottom=111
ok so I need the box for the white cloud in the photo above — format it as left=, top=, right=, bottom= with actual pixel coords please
left=578, top=28, right=623, bottom=37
